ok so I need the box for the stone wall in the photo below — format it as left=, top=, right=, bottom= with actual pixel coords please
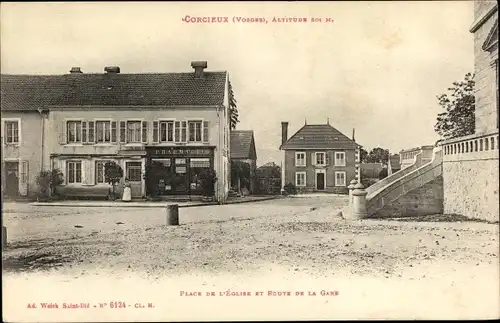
left=443, top=158, right=499, bottom=222
left=371, top=176, right=443, bottom=218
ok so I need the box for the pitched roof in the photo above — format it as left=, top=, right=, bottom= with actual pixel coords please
left=280, top=124, right=358, bottom=150
left=230, top=130, right=256, bottom=160
left=1, top=72, right=227, bottom=111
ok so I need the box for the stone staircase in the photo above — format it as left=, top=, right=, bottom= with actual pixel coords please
left=365, top=146, right=443, bottom=218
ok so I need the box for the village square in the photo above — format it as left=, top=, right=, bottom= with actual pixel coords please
left=1, top=1, right=499, bottom=321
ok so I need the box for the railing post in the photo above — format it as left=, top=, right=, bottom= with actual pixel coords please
left=350, top=183, right=368, bottom=220
left=348, top=179, right=357, bottom=207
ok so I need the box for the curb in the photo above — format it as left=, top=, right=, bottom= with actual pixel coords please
left=28, top=196, right=279, bottom=208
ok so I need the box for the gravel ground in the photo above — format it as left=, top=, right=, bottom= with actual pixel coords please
left=2, top=197, right=499, bottom=320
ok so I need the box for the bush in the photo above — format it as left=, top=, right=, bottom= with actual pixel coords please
left=36, top=170, right=52, bottom=199
left=378, top=168, right=388, bottom=180
left=199, top=168, right=217, bottom=197
left=36, top=168, right=65, bottom=200
left=104, top=161, right=123, bottom=200
left=283, top=183, right=297, bottom=195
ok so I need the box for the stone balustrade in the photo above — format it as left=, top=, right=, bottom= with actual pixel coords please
left=399, top=145, right=434, bottom=170
left=442, top=131, right=499, bottom=161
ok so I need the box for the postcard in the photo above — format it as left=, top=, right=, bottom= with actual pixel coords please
left=1, top=1, right=499, bottom=321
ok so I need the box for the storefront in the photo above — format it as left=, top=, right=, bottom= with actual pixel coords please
left=145, top=146, right=215, bottom=196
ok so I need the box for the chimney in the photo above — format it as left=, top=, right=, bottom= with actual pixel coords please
left=104, top=66, right=120, bottom=74
left=281, top=122, right=289, bottom=146
left=352, top=128, right=356, bottom=142
left=69, top=67, right=83, bottom=74
left=191, top=61, right=207, bottom=78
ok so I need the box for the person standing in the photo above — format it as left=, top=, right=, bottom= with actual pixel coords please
left=122, top=178, right=132, bottom=202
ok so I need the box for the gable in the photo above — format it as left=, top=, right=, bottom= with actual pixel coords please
left=280, top=124, right=358, bottom=150
left=230, top=130, right=256, bottom=160
left=483, top=19, right=498, bottom=51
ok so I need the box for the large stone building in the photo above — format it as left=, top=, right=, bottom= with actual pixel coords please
left=279, top=121, right=361, bottom=194
left=441, top=1, right=498, bottom=221
left=1, top=61, right=233, bottom=202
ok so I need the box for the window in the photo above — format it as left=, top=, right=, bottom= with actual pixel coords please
left=95, top=161, right=109, bottom=184
left=96, top=121, right=111, bottom=143
left=315, top=152, right=326, bottom=166
left=67, top=121, right=82, bottom=143
left=335, top=171, right=346, bottom=186
left=4, top=120, right=19, bottom=144
left=295, top=171, right=306, bottom=187
left=334, top=152, right=346, bottom=166
left=188, top=121, right=203, bottom=142
left=126, top=162, right=142, bottom=182
left=159, top=121, right=175, bottom=142
left=127, top=121, right=142, bottom=143
left=67, top=161, right=82, bottom=184
left=295, top=152, right=306, bottom=166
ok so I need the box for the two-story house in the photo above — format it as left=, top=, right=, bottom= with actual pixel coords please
left=1, top=75, right=54, bottom=198
left=279, top=121, right=360, bottom=194
left=1, top=61, right=233, bottom=202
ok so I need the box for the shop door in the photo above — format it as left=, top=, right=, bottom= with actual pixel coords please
left=126, top=162, right=143, bottom=198
left=173, top=158, right=189, bottom=194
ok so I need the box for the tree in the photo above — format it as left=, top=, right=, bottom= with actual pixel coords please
left=434, top=73, right=475, bottom=140
left=35, top=168, right=64, bottom=200
left=365, top=147, right=389, bottom=164
left=360, top=148, right=369, bottom=163
left=104, top=161, right=123, bottom=199
left=231, top=160, right=251, bottom=193
left=228, top=78, right=239, bottom=130
left=199, top=168, right=217, bottom=197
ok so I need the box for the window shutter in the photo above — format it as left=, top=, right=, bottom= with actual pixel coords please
left=88, top=121, right=95, bottom=143
left=19, top=160, right=28, bottom=196
left=82, top=121, right=88, bottom=144
left=295, top=154, right=298, bottom=166
left=203, top=121, right=209, bottom=143
left=181, top=121, right=187, bottom=142
left=326, top=152, right=330, bottom=166
left=311, top=153, right=316, bottom=166
left=142, top=121, right=148, bottom=143
left=59, top=160, right=67, bottom=185
left=153, top=121, right=159, bottom=144
left=119, top=121, right=126, bottom=143
left=84, top=160, right=93, bottom=185
left=111, top=121, right=117, bottom=143
left=59, top=121, right=67, bottom=144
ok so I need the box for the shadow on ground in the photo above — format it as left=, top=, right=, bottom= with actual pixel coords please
left=2, top=252, right=74, bottom=273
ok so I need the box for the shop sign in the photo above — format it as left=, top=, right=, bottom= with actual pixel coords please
left=149, top=147, right=214, bottom=157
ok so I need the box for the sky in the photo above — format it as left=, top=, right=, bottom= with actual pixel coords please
left=1, top=1, right=475, bottom=166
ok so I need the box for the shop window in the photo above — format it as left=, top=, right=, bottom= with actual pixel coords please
left=190, top=158, right=211, bottom=191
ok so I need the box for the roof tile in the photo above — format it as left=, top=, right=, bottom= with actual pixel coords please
left=1, top=72, right=227, bottom=111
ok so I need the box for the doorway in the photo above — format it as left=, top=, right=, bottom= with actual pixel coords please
left=125, top=161, right=143, bottom=198
left=4, top=161, right=19, bottom=197
left=315, top=169, right=326, bottom=191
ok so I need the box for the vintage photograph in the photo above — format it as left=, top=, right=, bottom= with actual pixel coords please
left=1, top=1, right=499, bottom=321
